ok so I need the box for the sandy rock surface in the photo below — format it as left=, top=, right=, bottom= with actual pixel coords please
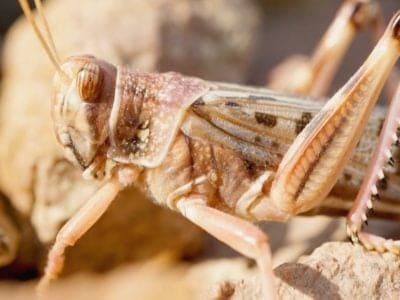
left=1, top=241, right=399, bottom=299
left=276, top=242, right=400, bottom=299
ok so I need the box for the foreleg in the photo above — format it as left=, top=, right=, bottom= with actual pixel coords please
left=37, top=167, right=138, bottom=293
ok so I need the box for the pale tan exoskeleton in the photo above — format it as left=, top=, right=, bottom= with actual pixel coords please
left=18, top=0, right=400, bottom=298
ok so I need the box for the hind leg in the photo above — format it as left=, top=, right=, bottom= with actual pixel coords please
left=347, top=83, right=400, bottom=253
left=267, top=12, right=400, bottom=216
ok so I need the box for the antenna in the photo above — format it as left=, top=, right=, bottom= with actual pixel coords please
left=34, top=0, right=61, bottom=63
left=18, top=0, right=67, bottom=77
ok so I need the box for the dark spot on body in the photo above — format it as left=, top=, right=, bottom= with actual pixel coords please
left=255, top=112, right=277, bottom=127
left=218, top=281, right=235, bottom=300
left=295, top=112, right=313, bottom=134
left=344, top=173, right=352, bottom=181
left=271, top=141, right=279, bottom=149
left=246, top=259, right=256, bottom=269
left=193, top=99, right=205, bottom=106
left=225, top=101, right=240, bottom=107
left=249, top=95, right=280, bottom=102
left=265, top=160, right=273, bottom=168
left=377, top=118, right=385, bottom=135
left=253, top=136, right=279, bottom=151
left=244, top=159, right=257, bottom=177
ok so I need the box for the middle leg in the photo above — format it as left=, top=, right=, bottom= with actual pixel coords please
left=176, top=196, right=276, bottom=300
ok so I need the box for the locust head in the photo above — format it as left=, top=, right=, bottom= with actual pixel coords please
left=19, top=0, right=208, bottom=177
left=52, top=56, right=116, bottom=171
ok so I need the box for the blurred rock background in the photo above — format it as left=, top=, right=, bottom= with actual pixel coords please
left=0, top=0, right=399, bottom=299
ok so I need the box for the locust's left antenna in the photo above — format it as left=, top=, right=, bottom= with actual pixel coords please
left=33, top=0, right=61, bottom=63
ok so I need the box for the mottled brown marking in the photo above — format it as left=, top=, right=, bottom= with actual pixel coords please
left=255, top=112, right=277, bottom=127
left=377, top=118, right=385, bottom=135
left=254, top=136, right=261, bottom=143
left=244, top=159, right=257, bottom=178
left=271, top=141, right=279, bottom=149
left=265, top=160, right=273, bottom=168
left=193, top=99, right=205, bottom=106
left=225, top=101, right=240, bottom=107
left=295, top=112, right=313, bottom=134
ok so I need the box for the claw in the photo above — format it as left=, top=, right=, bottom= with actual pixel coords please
left=346, top=214, right=364, bottom=245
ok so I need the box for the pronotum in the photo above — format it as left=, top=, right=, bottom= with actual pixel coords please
left=17, top=0, right=400, bottom=298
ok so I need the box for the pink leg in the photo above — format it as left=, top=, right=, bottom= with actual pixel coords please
left=177, top=197, right=275, bottom=300
left=37, top=178, right=124, bottom=294
left=347, top=83, right=400, bottom=252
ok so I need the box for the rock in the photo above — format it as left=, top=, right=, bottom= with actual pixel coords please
left=188, top=241, right=400, bottom=299
left=275, top=242, right=400, bottom=299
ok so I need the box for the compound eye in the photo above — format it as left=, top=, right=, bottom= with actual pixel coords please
left=77, top=63, right=103, bottom=102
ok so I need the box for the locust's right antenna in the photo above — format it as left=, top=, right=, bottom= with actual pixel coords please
left=18, top=0, right=66, bottom=77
